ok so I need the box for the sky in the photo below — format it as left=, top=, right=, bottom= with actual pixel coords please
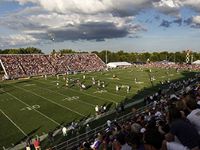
left=0, top=0, right=200, bottom=53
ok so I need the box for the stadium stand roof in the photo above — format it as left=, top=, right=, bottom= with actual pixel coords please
left=107, top=62, right=132, bottom=68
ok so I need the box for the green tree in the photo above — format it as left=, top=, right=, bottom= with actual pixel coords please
left=59, top=49, right=76, bottom=54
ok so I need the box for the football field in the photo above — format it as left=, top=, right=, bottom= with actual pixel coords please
left=0, top=67, right=193, bottom=148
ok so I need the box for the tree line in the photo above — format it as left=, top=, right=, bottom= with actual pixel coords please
left=0, top=47, right=200, bottom=63
left=0, top=47, right=43, bottom=54
left=93, top=50, right=200, bottom=63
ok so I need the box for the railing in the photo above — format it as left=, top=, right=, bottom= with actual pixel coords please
left=51, top=76, right=200, bottom=150
left=52, top=104, right=152, bottom=150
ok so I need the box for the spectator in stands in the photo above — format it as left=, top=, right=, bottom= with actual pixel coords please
left=26, top=143, right=31, bottom=150
left=0, top=53, right=106, bottom=79
left=85, top=124, right=91, bottom=133
left=185, top=98, right=200, bottom=134
left=33, top=138, right=41, bottom=150
left=116, top=132, right=132, bottom=150
left=165, top=107, right=200, bottom=150
left=91, top=133, right=102, bottom=150
left=48, top=131, right=54, bottom=145
left=42, top=72, right=200, bottom=150
left=143, top=119, right=164, bottom=150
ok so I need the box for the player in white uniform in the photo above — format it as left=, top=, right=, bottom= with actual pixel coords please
left=127, top=86, right=130, bottom=93
left=116, top=85, right=119, bottom=92
left=56, top=82, right=59, bottom=88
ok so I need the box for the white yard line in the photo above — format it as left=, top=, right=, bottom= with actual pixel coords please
left=0, top=109, right=27, bottom=136
left=35, top=79, right=117, bottom=104
left=69, top=87, right=117, bottom=104
left=13, top=85, right=86, bottom=117
left=0, top=89, right=61, bottom=126
left=33, top=80, right=95, bottom=107
left=43, top=87, right=95, bottom=107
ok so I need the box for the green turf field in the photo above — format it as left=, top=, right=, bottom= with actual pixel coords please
left=0, top=67, right=192, bottom=148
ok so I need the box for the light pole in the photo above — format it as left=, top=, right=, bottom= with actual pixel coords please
left=48, top=33, right=55, bottom=52
left=105, top=50, right=108, bottom=64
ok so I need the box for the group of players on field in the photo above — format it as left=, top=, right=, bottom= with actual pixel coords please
left=44, top=73, right=134, bottom=93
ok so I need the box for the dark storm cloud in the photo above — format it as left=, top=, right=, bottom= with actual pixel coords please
left=184, top=18, right=193, bottom=25
left=173, top=18, right=182, bottom=26
left=31, top=22, right=145, bottom=42
left=160, top=20, right=171, bottom=27
left=160, top=18, right=182, bottom=28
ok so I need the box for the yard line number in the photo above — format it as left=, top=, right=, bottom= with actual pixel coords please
left=62, top=96, right=79, bottom=101
left=20, top=105, right=40, bottom=111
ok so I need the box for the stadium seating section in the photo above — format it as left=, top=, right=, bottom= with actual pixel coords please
left=0, top=54, right=106, bottom=79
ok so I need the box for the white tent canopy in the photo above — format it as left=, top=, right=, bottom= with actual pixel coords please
left=107, top=62, right=132, bottom=68
left=192, top=60, right=200, bottom=65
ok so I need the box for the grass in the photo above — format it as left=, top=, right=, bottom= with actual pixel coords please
left=0, top=67, right=193, bottom=148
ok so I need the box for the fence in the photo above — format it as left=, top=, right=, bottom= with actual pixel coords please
left=52, top=103, right=152, bottom=150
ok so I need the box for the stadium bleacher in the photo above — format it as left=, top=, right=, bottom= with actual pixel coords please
left=48, top=74, right=200, bottom=150
left=0, top=53, right=106, bottom=79
left=0, top=54, right=200, bottom=150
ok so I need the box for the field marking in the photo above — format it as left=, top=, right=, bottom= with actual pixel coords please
left=13, top=85, right=86, bottom=117
left=20, top=105, right=40, bottom=111
left=0, top=89, right=61, bottom=126
left=93, top=88, right=127, bottom=98
left=51, top=74, right=129, bottom=98
left=34, top=79, right=117, bottom=104
left=24, top=84, right=36, bottom=87
left=107, top=78, right=120, bottom=80
left=68, top=87, right=117, bottom=103
left=32, top=81, right=95, bottom=107
left=0, top=109, right=27, bottom=136
left=60, top=77, right=126, bottom=98
left=94, top=90, right=107, bottom=94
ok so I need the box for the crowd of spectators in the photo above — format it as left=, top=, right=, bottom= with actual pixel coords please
left=73, top=74, right=200, bottom=150
left=18, top=55, right=56, bottom=76
left=143, top=63, right=200, bottom=71
left=0, top=55, right=26, bottom=78
left=0, top=53, right=106, bottom=79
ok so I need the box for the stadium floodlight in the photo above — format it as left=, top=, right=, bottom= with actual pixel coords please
left=48, top=33, right=55, bottom=53
left=48, top=33, right=55, bottom=41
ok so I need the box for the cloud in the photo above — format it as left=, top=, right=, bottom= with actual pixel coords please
left=160, top=20, right=171, bottom=27
left=173, top=18, right=182, bottom=26
left=184, top=17, right=192, bottom=25
left=0, top=1, right=148, bottom=48
left=13, top=0, right=152, bottom=16
left=192, top=16, right=200, bottom=24
left=1, top=0, right=200, bottom=48
left=153, top=0, right=182, bottom=17
left=0, top=34, right=39, bottom=47
left=29, top=15, right=146, bottom=42
left=181, top=0, right=200, bottom=12
left=184, top=16, right=200, bottom=28
left=160, top=18, right=182, bottom=28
